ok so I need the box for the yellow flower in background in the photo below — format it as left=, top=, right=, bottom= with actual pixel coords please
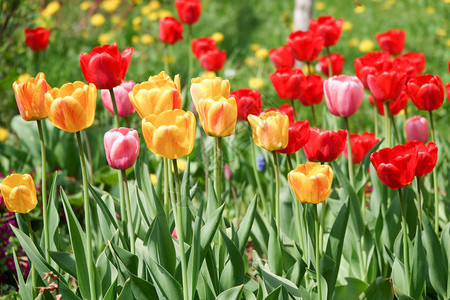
left=158, top=9, right=172, bottom=19
left=444, top=0, right=450, bottom=3
left=98, top=33, right=111, bottom=45
left=91, top=13, right=106, bottom=27
left=248, top=77, right=264, bottom=89
left=82, top=31, right=89, bottom=38
left=132, top=16, right=142, bottom=26
left=0, top=128, right=8, bottom=142
left=255, top=48, right=269, bottom=60
left=147, top=12, right=159, bottom=21
left=141, top=4, right=152, bottom=14
left=80, top=1, right=92, bottom=10
left=201, top=71, right=216, bottom=79
left=248, top=111, right=289, bottom=151
left=141, top=34, right=155, bottom=45
left=197, top=96, right=237, bottom=137
left=354, top=4, right=365, bottom=13
left=149, top=1, right=161, bottom=10
left=177, top=159, right=187, bottom=172
left=41, top=1, right=60, bottom=17
left=446, top=38, right=450, bottom=47
left=150, top=174, right=157, bottom=185
left=315, top=1, right=326, bottom=10
left=131, top=35, right=139, bottom=44
left=111, top=15, right=121, bottom=25
left=244, top=57, right=258, bottom=66
left=211, top=32, right=224, bottom=43
left=0, top=174, right=38, bottom=214
left=436, top=28, right=447, bottom=36
left=426, top=6, right=435, bottom=14
left=161, top=55, right=175, bottom=65
left=348, top=38, right=359, bottom=47
left=359, top=39, right=374, bottom=52
left=100, top=0, right=121, bottom=12
left=17, top=73, right=31, bottom=82
left=250, top=43, right=260, bottom=52
left=342, top=21, right=353, bottom=32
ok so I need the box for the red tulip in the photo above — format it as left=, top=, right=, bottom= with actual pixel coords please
left=405, top=116, right=429, bottom=143
left=287, top=30, right=324, bottom=62
left=276, top=120, right=310, bottom=154
left=159, top=17, right=183, bottom=45
left=298, top=74, right=324, bottom=106
left=318, top=53, right=344, bottom=77
left=25, top=27, right=51, bottom=51
left=445, top=83, right=450, bottom=102
left=265, top=104, right=295, bottom=125
left=368, top=87, right=409, bottom=116
left=407, top=74, right=444, bottom=111
left=303, top=128, right=347, bottom=162
left=375, top=29, right=405, bottom=55
left=405, top=141, right=438, bottom=177
left=269, top=68, right=305, bottom=100
left=367, top=70, right=407, bottom=102
left=175, top=0, right=201, bottom=24
left=199, top=48, right=226, bottom=71
left=230, top=88, right=262, bottom=121
left=80, top=43, right=133, bottom=90
left=191, top=37, right=216, bottom=59
left=354, top=51, right=391, bottom=89
left=269, top=45, right=295, bottom=69
left=395, top=52, right=425, bottom=75
left=309, top=15, right=344, bottom=47
left=344, top=132, right=379, bottom=164
left=370, top=143, right=418, bottom=189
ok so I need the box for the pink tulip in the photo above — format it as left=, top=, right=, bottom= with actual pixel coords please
left=104, top=128, right=140, bottom=170
left=324, top=75, right=364, bottom=117
left=101, top=81, right=136, bottom=117
left=405, top=116, right=429, bottom=143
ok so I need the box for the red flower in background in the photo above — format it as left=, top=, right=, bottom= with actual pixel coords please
left=265, top=104, right=295, bottom=125
left=287, top=30, right=324, bottom=62
left=375, top=29, right=406, bottom=55
left=318, top=53, right=344, bottom=77
left=354, top=51, right=392, bottom=88
left=159, top=17, right=184, bottom=45
left=230, top=88, right=262, bottom=121
left=80, top=43, right=133, bottom=89
left=445, top=83, right=450, bottom=102
left=406, top=141, right=438, bottom=178
left=269, top=45, right=295, bottom=69
left=368, top=87, right=409, bottom=116
left=309, top=15, right=344, bottom=47
left=303, top=128, right=347, bottom=162
left=298, top=74, right=324, bottom=106
left=407, top=74, right=444, bottom=111
left=277, top=120, right=310, bottom=154
left=175, top=0, right=201, bottom=24
left=367, top=70, right=407, bottom=102
left=395, top=52, right=425, bottom=75
left=199, top=48, right=226, bottom=71
left=270, top=68, right=305, bottom=100
left=191, top=37, right=216, bottom=59
left=25, top=27, right=51, bottom=51
left=344, top=132, right=379, bottom=164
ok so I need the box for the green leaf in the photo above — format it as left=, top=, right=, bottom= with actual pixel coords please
left=187, top=200, right=203, bottom=299
left=48, top=251, right=77, bottom=278
left=268, top=218, right=282, bottom=275
left=13, top=250, right=33, bottom=300
left=391, top=258, right=407, bottom=295
left=410, top=222, right=426, bottom=299
left=129, top=274, right=158, bottom=299
left=47, top=172, right=60, bottom=252
left=264, top=285, right=281, bottom=300
left=219, top=231, right=245, bottom=291
left=201, top=203, right=225, bottom=252
left=256, top=265, right=309, bottom=300
left=103, top=279, right=117, bottom=300
left=237, top=196, right=257, bottom=255
left=216, top=285, right=244, bottom=300
left=144, top=256, right=183, bottom=300
left=109, top=242, right=139, bottom=276
left=117, top=278, right=132, bottom=300
left=96, top=249, right=118, bottom=295
left=361, top=277, right=393, bottom=300
left=334, top=277, right=368, bottom=300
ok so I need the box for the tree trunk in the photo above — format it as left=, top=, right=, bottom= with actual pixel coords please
left=293, top=0, right=313, bottom=31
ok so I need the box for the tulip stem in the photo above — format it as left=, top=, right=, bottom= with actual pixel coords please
left=214, top=137, right=223, bottom=206
left=373, top=98, right=379, bottom=138
left=249, top=124, right=267, bottom=210
left=199, top=129, right=209, bottom=197
left=398, top=188, right=411, bottom=296
left=344, top=117, right=354, bottom=186
left=121, top=169, right=135, bottom=254
left=188, top=25, right=194, bottom=84
left=37, top=120, right=49, bottom=262
left=383, top=102, right=391, bottom=147
left=272, top=151, right=281, bottom=237
left=287, top=154, right=294, bottom=171
left=428, top=111, right=439, bottom=233
left=171, top=159, right=189, bottom=300
left=109, top=88, right=120, bottom=128
left=25, top=214, right=37, bottom=297
left=388, top=109, right=401, bottom=144
left=163, top=158, right=170, bottom=219
left=163, top=43, right=170, bottom=76
left=326, top=46, right=333, bottom=77
left=75, top=131, right=96, bottom=300
left=311, top=105, right=317, bottom=128
left=416, top=177, right=423, bottom=230
left=291, top=100, right=297, bottom=121
left=313, top=204, right=322, bottom=298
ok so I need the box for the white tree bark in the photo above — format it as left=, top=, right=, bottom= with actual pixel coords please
left=293, top=0, right=313, bottom=31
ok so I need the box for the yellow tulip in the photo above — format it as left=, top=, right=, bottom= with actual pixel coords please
left=12, top=72, right=51, bottom=121
left=45, top=81, right=97, bottom=133
left=142, top=109, right=196, bottom=159
left=190, top=77, right=230, bottom=110
left=130, top=72, right=182, bottom=118
left=247, top=111, right=289, bottom=151
left=288, top=162, right=333, bottom=204
left=0, top=174, right=37, bottom=214
left=197, top=96, right=237, bottom=137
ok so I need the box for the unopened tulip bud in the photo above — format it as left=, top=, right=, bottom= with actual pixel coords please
left=405, top=116, right=429, bottom=143
left=224, top=163, right=233, bottom=180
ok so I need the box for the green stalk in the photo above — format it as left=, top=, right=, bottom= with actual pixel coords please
left=388, top=108, right=401, bottom=144
left=398, top=188, right=410, bottom=295
left=344, top=117, right=354, bottom=186
left=428, top=111, right=439, bottom=233
left=26, top=214, right=36, bottom=298
left=163, top=158, right=170, bottom=219
left=313, top=204, right=322, bottom=298
left=310, top=105, right=317, bottom=128
left=121, top=169, right=135, bottom=254
left=415, top=177, right=423, bottom=230
left=214, top=137, right=223, bottom=205
left=373, top=98, right=379, bottom=138
left=37, top=120, right=49, bottom=262
left=272, top=151, right=280, bottom=237
left=187, top=25, right=194, bottom=83
left=248, top=124, right=267, bottom=206
left=291, top=100, right=297, bottom=121
left=326, top=46, right=333, bottom=77
left=76, top=131, right=96, bottom=300
left=287, top=154, right=294, bottom=171
left=163, top=43, right=170, bottom=76
left=383, top=102, right=391, bottom=147
left=109, top=88, right=120, bottom=128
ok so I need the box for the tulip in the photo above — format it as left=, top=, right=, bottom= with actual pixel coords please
left=248, top=111, right=289, bottom=151
left=288, top=162, right=333, bottom=204
left=142, top=109, right=196, bottom=159
left=199, top=48, right=227, bottom=71
left=375, top=29, right=405, bottom=55
left=190, top=77, right=230, bottom=109
left=392, top=56, right=419, bottom=80
left=224, top=163, right=233, bottom=180
left=324, top=75, right=364, bottom=117
left=303, top=128, right=347, bottom=162
left=104, top=128, right=140, bottom=170
left=445, top=83, right=450, bottom=102
left=370, top=143, right=418, bottom=189
left=12, top=72, right=51, bottom=121
left=405, top=141, right=437, bottom=178
left=354, top=51, right=392, bottom=89
left=159, top=17, right=184, bottom=45
left=230, top=88, right=262, bottom=121
left=298, top=74, right=324, bottom=106
left=265, top=104, right=295, bottom=125
left=270, top=68, right=305, bottom=100
left=45, top=81, right=97, bottom=133
left=191, top=37, right=216, bottom=59
left=344, top=132, right=379, bottom=164
left=80, top=43, right=133, bottom=90
left=276, top=120, right=310, bottom=154
left=0, top=174, right=37, bottom=214
left=269, top=45, right=295, bottom=69
left=197, top=96, right=237, bottom=137
left=405, top=116, right=429, bottom=143
left=25, top=27, right=51, bottom=51
left=367, top=70, right=407, bottom=102
left=101, top=81, right=136, bottom=117
left=368, top=88, right=409, bottom=116
left=149, top=71, right=181, bottom=91
left=407, top=74, right=444, bottom=111
left=287, top=30, right=324, bottom=62
left=309, top=15, right=344, bottom=47
left=318, top=53, right=344, bottom=77
left=175, top=0, right=201, bottom=25
left=129, top=74, right=182, bottom=118
left=396, top=52, right=425, bottom=75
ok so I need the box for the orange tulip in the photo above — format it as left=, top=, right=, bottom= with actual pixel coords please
left=197, top=96, right=237, bottom=137
left=12, top=72, right=51, bottom=121
left=288, top=162, right=333, bottom=204
left=45, top=81, right=97, bottom=133
left=0, top=174, right=37, bottom=214
left=190, top=77, right=230, bottom=110
left=130, top=72, right=182, bottom=118
left=142, top=109, right=196, bottom=159
left=248, top=111, right=289, bottom=151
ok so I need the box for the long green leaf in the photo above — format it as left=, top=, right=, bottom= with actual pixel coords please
left=267, top=218, right=282, bottom=275
left=216, top=285, right=244, bottom=300
left=117, top=278, right=132, bottom=300
left=236, top=196, right=257, bottom=255
left=47, top=172, right=60, bottom=252
left=219, top=230, right=245, bottom=291
left=410, top=222, right=426, bottom=299
left=187, top=200, right=204, bottom=300
left=144, top=256, right=183, bottom=300
left=361, top=277, right=393, bottom=299
left=129, top=274, right=158, bottom=299
left=201, top=203, right=225, bottom=252
left=48, top=250, right=77, bottom=278
left=13, top=250, right=33, bottom=300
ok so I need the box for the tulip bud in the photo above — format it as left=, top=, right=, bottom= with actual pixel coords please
left=405, top=116, right=429, bottom=143
left=104, top=128, right=140, bottom=170
left=25, top=27, right=51, bottom=51
left=159, top=17, right=183, bottom=45
left=224, top=164, right=233, bottom=180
